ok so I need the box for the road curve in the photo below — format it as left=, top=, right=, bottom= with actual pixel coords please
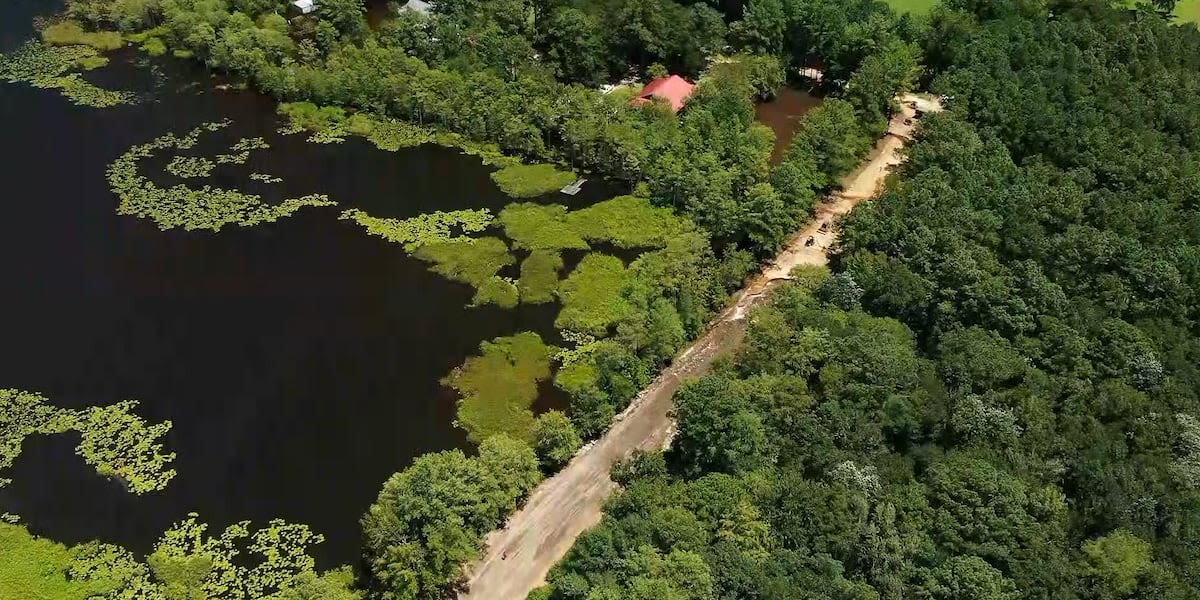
left=458, top=95, right=939, bottom=600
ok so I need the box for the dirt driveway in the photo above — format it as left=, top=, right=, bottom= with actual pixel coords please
left=458, top=94, right=940, bottom=600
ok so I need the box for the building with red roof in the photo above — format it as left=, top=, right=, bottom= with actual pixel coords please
left=630, top=75, right=696, bottom=114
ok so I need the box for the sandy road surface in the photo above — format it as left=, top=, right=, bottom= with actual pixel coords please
left=458, top=94, right=940, bottom=600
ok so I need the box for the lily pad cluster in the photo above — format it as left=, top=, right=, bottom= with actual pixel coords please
left=0, top=389, right=176, bottom=495
left=108, top=121, right=335, bottom=231
left=0, top=41, right=134, bottom=107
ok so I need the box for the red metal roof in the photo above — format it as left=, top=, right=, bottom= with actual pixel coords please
left=630, top=75, right=695, bottom=113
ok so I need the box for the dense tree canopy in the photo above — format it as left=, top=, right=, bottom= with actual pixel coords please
left=544, top=2, right=1200, bottom=600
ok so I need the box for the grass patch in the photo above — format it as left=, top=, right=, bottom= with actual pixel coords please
left=1113, top=0, right=1199, bottom=22
left=518, top=250, right=563, bottom=303
left=554, top=359, right=599, bottom=397
left=413, top=237, right=516, bottom=306
left=139, top=37, right=166, bottom=56
left=885, top=0, right=939, bottom=15
left=42, top=21, right=123, bottom=51
left=555, top=254, right=633, bottom=335
left=75, top=55, right=108, bottom=70
left=443, top=332, right=554, bottom=442
left=278, top=101, right=346, bottom=131
left=345, top=113, right=434, bottom=151
left=1179, top=0, right=1200, bottom=23
left=499, top=203, right=589, bottom=250
left=339, top=208, right=494, bottom=251
left=490, top=163, right=577, bottom=198
left=0, top=523, right=107, bottom=599
left=568, top=195, right=694, bottom=249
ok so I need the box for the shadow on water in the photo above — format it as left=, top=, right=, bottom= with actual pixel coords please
left=0, top=0, right=623, bottom=567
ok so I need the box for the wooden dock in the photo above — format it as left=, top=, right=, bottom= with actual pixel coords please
left=560, top=178, right=586, bottom=195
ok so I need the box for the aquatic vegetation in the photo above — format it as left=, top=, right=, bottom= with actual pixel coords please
left=165, top=155, right=215, bottom=178
left=139, top=37, right=166, bottom=56
left=109, top=122, right=337, bottom=231
left=0, top=389, right=75, bottom=480
left=497, top=195, right=694, bottom=253
left=308, top=128, right=347, bottom=144
left=518, top=250, right=563, bottom=304
left=75, top=55, right=108, bottom=70
left=278, top=101, right=346, bottom=131
left=432, top=131, right=523, bottom=167
left=414, top=237, right=516, bottom=307
left=555, top=254, right=633, bottom=335
left=278, top=101, right=350, bottom=142
left=41, top=21, right=123, bottom=51
left=36, top=72, right=134, bottom=107
left=0, top=390, right=175, bottom=494
left=1, top=514, right=360, bottom=600
left=74, top=401, right=176, bottom=495
left=444, top=332, right=554, bottom=442
left=473, top=276, right=520, bottom=309
left=231, top=137, right=270, bottom=152
left=499, top=203, right=589, bottom=251
left=216, top=151, right=250, bottom=164
left=249, top=173, right=283, bottom=184
left=277, top=122, right=305, bottom=135
left=568, top=195, right=695, bottom=249
left=0, top=523, right=109, bottom=598
left=340, top=209, right=515, bottom=306
left=490, top=163, right=577, bottom=198
left=345, top=113, right=433, bottom=151
left=338, top=208, right=494, bottom=252
left=553, top=330, right=602, bottom=367
left=0, top=41, right=135, bottom=108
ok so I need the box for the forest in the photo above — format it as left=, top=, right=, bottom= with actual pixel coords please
left=539, top=1, right=1200, bottom=599
left=4, top=0, right=1199, bottom=599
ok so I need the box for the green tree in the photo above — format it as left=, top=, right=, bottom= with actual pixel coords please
left=917, top=556, right=1019, bottom=600
left=318, top=0, right=366, bottom=39
left=672, top=376, right=775, bottom=476
left=1080, top=530, right=1153, bottom=598
left=532, top=410, right=583, bottom=470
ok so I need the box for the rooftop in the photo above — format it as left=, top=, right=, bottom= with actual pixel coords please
left=630, top=75, right=696, bottom=114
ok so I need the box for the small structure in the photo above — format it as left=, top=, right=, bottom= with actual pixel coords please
left=560, top=178, right=587, bottom=196
left=630, top=75, right=695, bottom=114
left=292, top=0, right=316, bottom=14
left=399, top=0, right=432, bottom=14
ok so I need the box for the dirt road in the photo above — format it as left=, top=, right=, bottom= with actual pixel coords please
left=458, top=94, right=939, bottom=600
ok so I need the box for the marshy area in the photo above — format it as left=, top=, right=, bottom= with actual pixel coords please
left=0, top=0, right=629, bottom=567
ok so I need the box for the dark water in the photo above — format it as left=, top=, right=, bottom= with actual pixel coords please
left=755, top=87, right=823, bottom=165
left=0, top=1, right=618, bottom=567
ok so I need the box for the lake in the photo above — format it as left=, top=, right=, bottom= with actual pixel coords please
left=0, top=0, right=616, bottom=567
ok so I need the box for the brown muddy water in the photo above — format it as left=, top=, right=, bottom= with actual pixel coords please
left=756, top=86, right=823, bottom=164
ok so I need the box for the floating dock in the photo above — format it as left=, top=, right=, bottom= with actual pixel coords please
left=560, top=178, right=586, bottom=195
